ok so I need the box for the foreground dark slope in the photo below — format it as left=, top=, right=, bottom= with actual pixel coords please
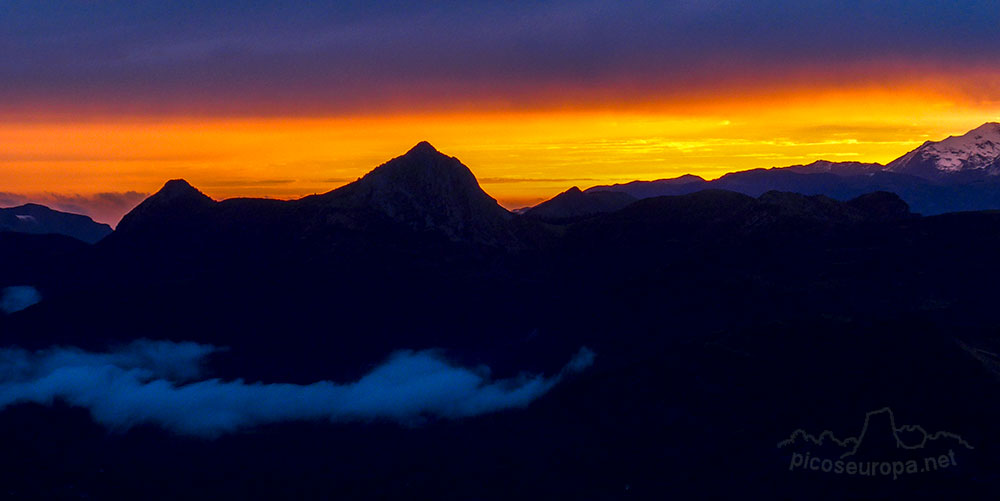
left=4, top=144, right=1000, bottom=498
left=0, top=232, right=91, bottom=291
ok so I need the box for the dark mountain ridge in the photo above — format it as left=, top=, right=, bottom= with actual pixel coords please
left=105, top=142, right=518, bottom=256
left=309, top=141, right=515, bottom=245
left=574, top=123, right=1000, bottom=215
left=522, top=186, right=637, bottom=222
left=0, top=203, right=112, bottom=243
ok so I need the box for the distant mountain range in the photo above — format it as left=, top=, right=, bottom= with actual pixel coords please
left=519, top=122, right=1000, bottom=219
left=5, top=123, right=1000, bottom=242
left=106, top=142, right=520, bottom=257
left=101, top=141, right=922, bottom=261
left=0, top=204, right=111, bottom=243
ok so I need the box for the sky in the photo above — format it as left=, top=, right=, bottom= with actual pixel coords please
left=1, top=0, right=999, bottom=224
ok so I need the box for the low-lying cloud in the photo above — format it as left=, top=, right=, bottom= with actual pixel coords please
left=0, top=340, right=594, bottom=436
left=0, top=286, right=41, bottom=314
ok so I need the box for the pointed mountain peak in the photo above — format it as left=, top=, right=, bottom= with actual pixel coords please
left=362, top=142, right=472, bottom=187
left=113, top=179, right=215, bottom=235
left=162, top=178, right=195, bottom=190
left=324, top=143, right=513, bottom=244
left=153, top=179, right=213, bottom=203
left=406, top=141, right=440, bottom=156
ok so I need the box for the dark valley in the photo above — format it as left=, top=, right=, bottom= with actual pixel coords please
left=4, top=129, right=1000, bottom=498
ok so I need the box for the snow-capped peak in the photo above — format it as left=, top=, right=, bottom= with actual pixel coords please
left=886, top=123, right=1000, bottom=178
left=915, top=122, right=1000, bottom=171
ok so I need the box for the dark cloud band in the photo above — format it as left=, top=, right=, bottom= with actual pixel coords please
left=1, top=1, right=996, bottom=115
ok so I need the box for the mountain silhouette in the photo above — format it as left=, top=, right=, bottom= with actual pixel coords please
left=781, top=160, right=883, bottom=176
left=779, top=407, right=975, bottom=460
left=105, top=143, right=518, bottom=253
left=523, top=186, right=636, bottom=222
left=571, top=189, right=912, bottom=241
left=0, top=203, right=112, bottom=243
left=114, top=179, right=215, bottom=235
left=572, top=123, right=1000, bottom=215
left=585, top=174, right=706, bottom=199
left=312, top=141, right=515, bottom=244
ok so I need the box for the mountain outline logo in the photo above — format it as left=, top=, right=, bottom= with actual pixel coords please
left=778, top=407, right=974, bottom=459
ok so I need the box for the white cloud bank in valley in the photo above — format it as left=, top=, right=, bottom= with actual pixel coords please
left=0, top=340, right=594, bottom=436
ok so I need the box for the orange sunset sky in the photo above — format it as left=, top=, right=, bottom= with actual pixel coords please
left=2, top=2, right=999, bottom=224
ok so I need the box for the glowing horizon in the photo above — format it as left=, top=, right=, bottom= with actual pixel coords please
left=3, top=84, right=999, bottom=224
left=3, top=2, right=1000, bottom=224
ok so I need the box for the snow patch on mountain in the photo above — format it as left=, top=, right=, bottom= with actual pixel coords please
left=888, top=123, right=1000, bottom=176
